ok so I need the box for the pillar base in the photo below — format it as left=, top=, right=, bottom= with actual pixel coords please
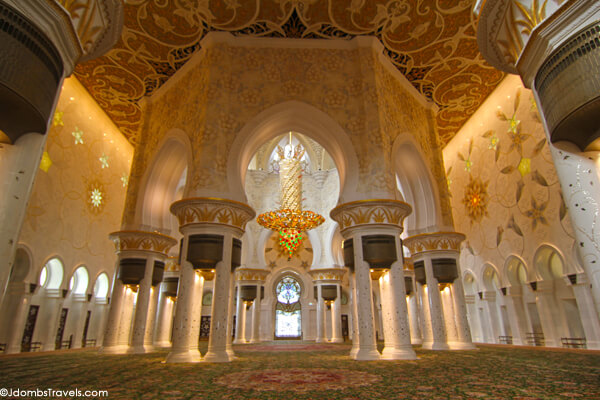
left=249, top=338, right=261, bottom=343
left=330, top=337, right=344, bottom=343
left=203, top=350, right=231, bottom=363
left=232, top=339, right=246, bottom=344
left=352, top=347, right=381, bottom=360
left=153, top=341, right=172, bottom=348
left=98, top=345, right=128, bottom=354
left=411, top=338, right=423, bottom=345
left=315, top=337, right=326, bottom=343
left=448, top=341, right=477, bottom=350
left=165, top=349, right=202, bottom=363
left=349, top=344, right=359, bottom=359
left=585, top=340, right=600, bottom=350
left=421, top=341, right=449, bottom=350
left=381, top=346, right=417, bottom=360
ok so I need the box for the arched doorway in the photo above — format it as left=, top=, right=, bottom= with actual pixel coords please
left=274, top=276, right=302, bottom=339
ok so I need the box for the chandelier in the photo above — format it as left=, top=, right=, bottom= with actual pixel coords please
left=257, top=133, right=325, bottom=258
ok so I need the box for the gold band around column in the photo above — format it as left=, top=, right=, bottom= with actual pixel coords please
left=404, top=232, right=466, bottom=256
left=170, top=197, right=256, bottom=230
left=330, top=199, right=412, bottom=234
left=109, top=230, right=177, bottom=256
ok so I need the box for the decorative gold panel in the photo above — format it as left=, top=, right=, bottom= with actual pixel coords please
left=109, top=230, right=177, bottom=255
left=330, top=199, right=412, bottom=233
left=170, top=197, right=255, bottom=230
left=309, top=268, right=346, bottom=282
left=74, top=0, right=504, bottom=145
left=404, top=231, right=466, bottom=255
left=235, top=268, right=270, bottom=282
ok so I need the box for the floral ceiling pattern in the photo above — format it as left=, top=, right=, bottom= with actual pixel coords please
left=74, top=0, right=504, bottom=145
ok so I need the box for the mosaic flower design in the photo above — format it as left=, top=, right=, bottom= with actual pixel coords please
left=99, top=153, right=109, bottom=168
left=52, top=111, right=63, bottom=127
left=39, top=151, right=52, bottom=172
left=462, top=176, right=489, bottom=223
left=90, top=188, right=103, bottom=208
left=518, top=157, right=531, bottom=177
left=524, top=197, right=548, bottom=230
left=72, top=127, right=84, bottom=144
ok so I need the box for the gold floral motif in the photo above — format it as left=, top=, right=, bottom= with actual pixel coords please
left=170, top=197, right=255, bottom=230
left=330, top=199, right=412, bottom=233
left=404, top=232, right=466, bottom=255
left=109, top=230, right=177, bottom=255
left=308, top=268, right=346, bottom=282
left=235, top=268, right=270, bottom=282
left=462, top=176, right=489, bottom=223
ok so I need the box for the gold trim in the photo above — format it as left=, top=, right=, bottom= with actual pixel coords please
left=331, top=198, right=412, bottom=213
left=170, top=197, right=254, bottom=210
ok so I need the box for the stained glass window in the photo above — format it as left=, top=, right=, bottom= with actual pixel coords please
left=276, top=276, right=300, bottom=304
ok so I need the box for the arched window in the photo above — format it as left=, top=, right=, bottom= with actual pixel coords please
left=69, top=266, right=89, bottom=295
left=275, top=276, right=302, bottom=338
left=94, top=273, right=110, bottom=299
left=39, top=258, right=64, bottom=290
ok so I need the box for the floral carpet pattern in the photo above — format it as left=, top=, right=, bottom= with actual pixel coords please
left=0, top=343, right=599, bottom=399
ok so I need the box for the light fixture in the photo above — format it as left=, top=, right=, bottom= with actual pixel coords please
left=257, top=132, right=324, bottom=259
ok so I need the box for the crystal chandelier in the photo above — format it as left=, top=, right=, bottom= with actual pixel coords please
left=257, top=132, right=325, bottom=259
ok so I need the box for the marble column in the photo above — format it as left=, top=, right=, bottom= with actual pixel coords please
left=349, top=272, right=359, bottom=358
left=204, top=233, right=234, bottom=363
left=2, top=282, right=30, bottom=353
left=153, top=283, right=172, bottom=347
left=100, top=277, right=126, bottom=353
left=503, top=287, right=528, bottom=346
left=482, top=291, right=501, bottom=344
left=128, top=257, right=154, bottom=353
left=408, top=293, right=423, bottom=345
left=441, top=286, right=459, bottom=347
left=225, top=272, right=236, bottom=360
left=535, top=282, right=560, bottom=347
left=315, top=284, right=325, bottom=343
left=166, top=259, right=203, bottom=363
left=330, top=284, right=343, bottom=343
left=250, top=283, right=262, bottom=343
left=423, top=257, right=448, bottom=350
left=351, top=234, right=379, bottom=360
left=143, top=285, right=160, bottom=351
left=450, top=277, right=476, bottom=349
left=380, top=258, right=416, bottom=359
left=571, top=275, right=600, bottom=349
left=418, top=282, right=433, bottom=347
left=233, top=286, right=246, bottom=344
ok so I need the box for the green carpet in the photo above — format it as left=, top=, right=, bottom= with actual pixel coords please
left=1, top=343, right=599, bottom=399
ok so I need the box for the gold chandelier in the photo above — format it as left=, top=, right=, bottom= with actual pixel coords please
left=257, top=133, right=324, bottom=258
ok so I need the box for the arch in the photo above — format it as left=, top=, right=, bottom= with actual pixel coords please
left=227, top=100, right=359, bottom=203
left=481, top=263, right=501, bottom=291
left=391, top=134, right=444, bottom=235
left=69, top=265, right=90, bottom=295
left=93, top=273, right=110, bottom=299
left=462, top=270, right=479, bottom=295
left=39, top=257, right=64, bottom=290
left=10, top=244, right=32, bottom=283
left=134, top=129, right=192, bottom=234
left=533, top=244, right=567, bottom=281
left=504, top=255, right=530, bottom=286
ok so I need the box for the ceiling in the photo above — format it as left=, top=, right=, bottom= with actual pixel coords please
left=74, top=0, right=504, bottom=146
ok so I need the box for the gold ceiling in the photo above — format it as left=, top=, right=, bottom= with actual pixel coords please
left=74, top=0, right=504, bottom=146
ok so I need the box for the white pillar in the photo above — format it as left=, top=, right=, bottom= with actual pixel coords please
left=233, top=286, right=245, bottom=344
left=100, top=278, right=125, bottom=352
left=70, top=299, right=88, bottom=349
left=450, top=278, right=476, bottom=349
left=352, top=235, right=379, bottom=360
left=380, top=258, right=416, bottom=360
left=572, top=279, right=600, bottom=349
left=225, top=272, right=236, bottom=360
left=349, top=272, right=359, bottom=358
left=483, top=291, right=501, bottom=344
left=408, top=294, right=422, bottom=345
left=128, top=257, right=154, bottom=354
left=423, top=257, right=448, bottom=350
left=143, top=285, right=159, bottom=351
left=165, top=258, right=202, bottom=363
left=418, top=282, right=433, bottom=347
left=250, top=283, right=262, bottom=343
left=1, top=283, right=30, bottom=353
left=153, top=283, right=172, bottom=347
left=204, top=233, right=234, bottom=363
left=504, top=288, right=528, bottom=346
left=441, top=286, right=459, bottom=347
left=315, top=284, right=325, bottom=343
left=535, top=282, right=560, bottom=347
left=0, top=133, right=47, bottom=304
left=330, top=284, right=343, bottom=343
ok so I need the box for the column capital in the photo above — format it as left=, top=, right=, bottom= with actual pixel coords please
left=109, top=230, right=177, bottom=257
left=235, top=268, right=269, bottom=283
left=330, top=199, right=412, bottom=237
left=309, top=268, right=346, bottom=283
left=404, top=232, right=465, bottom=257
left=170, top=197, right=255, bottom=234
